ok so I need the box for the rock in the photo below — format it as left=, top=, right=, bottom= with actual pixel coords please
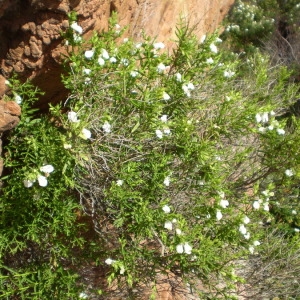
left=0, top=75, right=8, bottom=98
left=0, top=138, right=2, bottom=177
left=0, top=100, right=21, bottom=132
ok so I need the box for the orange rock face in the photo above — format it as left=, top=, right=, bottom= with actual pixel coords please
left=0, top=0, right=234, bottom=107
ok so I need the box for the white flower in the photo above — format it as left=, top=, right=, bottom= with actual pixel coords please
left=164, top=221, right=173, bottom=231
left=101, top=49, right=109, bottom=60
left=258, top=127, right=266, bottom=133
left=243, top=216, right=250, bottom=224
left=163, top=128, right=171, bottom=135
left=219, top=199, right=229, bottom=208
left=64, top=144, right=72, bottom=149
left=84, top=50, right=94, bottom=59
left=216, top=210, right=223, bottom=221
left=253, top=240, right=261, bottom=246
left=110, top=57, right=117, bottom=63
left=120, top=58, right=129, bottom=66
left=249, top=246, right=254, bottom=254
left=206, top=213, right=211, bottom=219
left=71, top=22, right=83, bottom=34
left=155, top=129, right=163, bottom=139
left=130, top=70, right=138, bottom=77
left=40, top=165, right=54, bottom=174
left=24, top=179, right=34, bottom=188
left=244, top=232, right=251, bottom=240
left=37, top=174, right=48, bottom=187
left=253, top=200, right=260, bottom=209
left=270, top=110, right=275, bottom=116
left=68, top=111, right=79, bottom=123
left=239, top=224, right=247, bottom=235
left=153, top=42, right=165, bottom=49
left=160, top=115, right=168, bottom=122
left=116, top=180, right=123, bottom=186
left=200, top=35, right=206, bottom=43
left=224, top=70, right=235, bottom=78
left=119, top=265, right=125, bottom=274
left=79, top=292, right=88, bottom=299
left=215, top=37, right=222, bottom=43
left=123, top=38, right=129, bottom=43
left=183, top=242, right=192, bottom=254
left=176, top=228, right=182, bottom=235
left=176, top=244, right=184, bottom=254
left=292, top=210, right=297, bottom=215
left=262, top=112, right=269, bottom=123
left=172, top=218, right=177, bottom=223
left=206, top=57, right=214, bottom=64
left=115, top=24, right=121, bottom=33
left=83, top=68, right=91, bottom=75
left=98, top=57, right=105, bottom=66
left=157, top=63, right=166, bottom=73
left=182, top=84, right=191, bottom=97
left=277, top=128, right=285, bottom=135
left=81, top=128, right=92, bottom=140
left=209, top=43, right=218, bottom=53
left=255, top=113, right=262, bottom=123
left=105, top=258, right=115, bottom=265
left=187, top=82, right=195, bottom=90
left=135, top=42, right=142, bottom=49
left=84, top=78, right=91, bottom=85
left=263, top=202, right=269, bottom=211
left=162, top=205, right=171, bottom=213
left=163, top=92, right=170, bottom=100
left=175, top=73, right=182, bottom=82
left=294, top=228, right=300, bottom=233
left=14, top=94, right=22, bottom=104
left=102, top=121, right=111, bottom=133
left=285, top=169, right=293, bottom=177
left=5, top=80, right=10, bottom=85
left=163, top=176, right=170, bottom=186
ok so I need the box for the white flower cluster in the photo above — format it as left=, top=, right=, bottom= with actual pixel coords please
left=249, top=240, right=261, bottom=254
left=24, top=165, right=54, bottom=188
left=176, top=242, right=192, bottom=255
left=209, top=43, right=218, bottom=54
left=252, top=190, right=274, bottom=212
left=182, top=82, right=195, bottom=98
left=256, top=111, right=285, bottom=135
left=156, top=115, right=171, bottom=138
left=79, top=292, right=88, bottom=299
left=216, top=191, right=229, bottom=221
left=14, top=94, right=22, bottom=104
left=67, top=111, right=92, bottom=140
left=239, top=224, right=250, bottom=240
left=105, top=258, right=125, bottom=274
left=224, top=70, right=235, bottom=78
left=153, top=42, right=165, bottom=50
left=156, top=62, right=170, bottom=74
left=218, top=191, right=229, bottom=208
left=70, top=22, right=83, bottom=43
left=225, top=24, right=240, bottom=32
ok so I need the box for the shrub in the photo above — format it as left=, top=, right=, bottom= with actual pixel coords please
left=0, top=12, right=299, bottom=299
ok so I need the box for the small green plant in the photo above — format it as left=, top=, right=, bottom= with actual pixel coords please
left=0, top=11, right=299, bottom=299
